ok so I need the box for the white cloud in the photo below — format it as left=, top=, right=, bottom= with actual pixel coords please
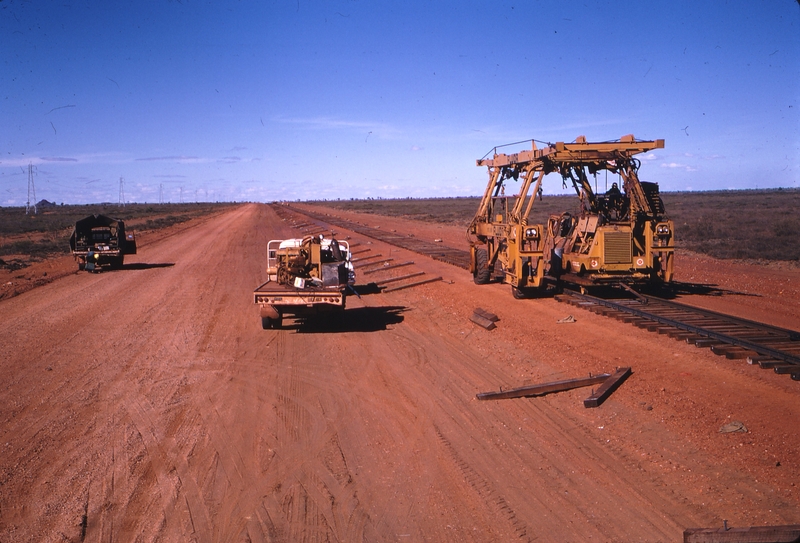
left=41, top=156, right=78, bottom=162
left=276, top=116, right=400, bottom=139
left=661, top=162, right=698, bottom=173
left=135, top=156, right=202, bottom=163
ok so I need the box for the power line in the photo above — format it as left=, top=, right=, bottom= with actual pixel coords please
left=26, top=163, right=37, bottom=215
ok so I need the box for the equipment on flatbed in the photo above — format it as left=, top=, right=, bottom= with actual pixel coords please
left=254, top=235, right=355, bottom=329
left=69, top=214, right=136, bottom=271
left=467, top=135, right=674, bottom=297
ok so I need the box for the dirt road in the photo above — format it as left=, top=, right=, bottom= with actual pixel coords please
left=1, top=203, right=798, bottom=542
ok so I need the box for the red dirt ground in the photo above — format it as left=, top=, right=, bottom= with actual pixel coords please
left=1, top=203, right=798, bottom=542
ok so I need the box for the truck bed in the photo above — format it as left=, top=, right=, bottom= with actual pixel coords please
left=253, top=280, right=345, bottom=307
left=254, top=280, right=346, bottom=329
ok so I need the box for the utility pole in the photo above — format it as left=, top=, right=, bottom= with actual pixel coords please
left=180, top=186, right=183, bottom=203
left=119, top=177, right=126, bottom=206
left=159, top=183, right=163, bottom=204
left=26, top=163, right=37, bottom=215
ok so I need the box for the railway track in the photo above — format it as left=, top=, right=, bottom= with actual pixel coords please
left=280, top=205, right=472, bottom=269
left=277, top=204, right=800, bottom=381
left=556, top=291, right=800, bottom=381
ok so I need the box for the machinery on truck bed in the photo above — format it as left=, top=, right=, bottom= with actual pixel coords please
left=253, top=234, right=355, bottom=329
left=468, top=135, right=674, bottom=297
left=69, top=214, right=136, bottom=271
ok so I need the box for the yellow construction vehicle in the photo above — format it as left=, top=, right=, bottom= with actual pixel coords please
left=467, top=135, right=674, bottom=297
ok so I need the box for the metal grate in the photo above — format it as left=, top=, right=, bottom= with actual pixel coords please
left=604, top=231, right=631, bottom=264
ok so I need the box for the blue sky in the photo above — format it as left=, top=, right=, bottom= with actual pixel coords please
left=2, top=0, right=798, bottom=205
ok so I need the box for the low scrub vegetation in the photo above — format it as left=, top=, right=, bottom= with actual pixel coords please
left=0, top=203, right=236, bottom=262
left=306, top=188, right=800, bottom=262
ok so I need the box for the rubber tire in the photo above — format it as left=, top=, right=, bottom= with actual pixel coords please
left=511, top=285, right=530, bottom=299
left=473, top=248, right=491, bottom=285
left=261, top=316, right=282, bottom=330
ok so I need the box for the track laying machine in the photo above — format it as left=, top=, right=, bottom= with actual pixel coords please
left=467, top=135, right=674, bottom=297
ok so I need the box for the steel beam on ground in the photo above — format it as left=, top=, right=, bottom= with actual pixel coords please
left=583, top=367, right=632, bottom=408
left=470, top=313, right=497, bottom=330
left=683, top=524, right=800, bottom=543
left=477, top=374, right=611, bottom=401
left=362, top=261, right=415, bottom=275
left=351, top=253, right=383, bottom=263
left=473, top=308, right=499, bottom=322
left=382, top=276, right=442, bottom=293
left=375, top=271, right=425, bottom=286
left=354, top=258, right=394, bottom=269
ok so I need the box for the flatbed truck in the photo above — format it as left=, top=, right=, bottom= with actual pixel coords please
left=254, top=235, right=354, bottom=329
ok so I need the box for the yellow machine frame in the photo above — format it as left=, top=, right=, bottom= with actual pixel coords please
left=467, top=135, right=674, bottom=297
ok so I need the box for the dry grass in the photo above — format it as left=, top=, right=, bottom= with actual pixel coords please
left=0, top=203, right=237, bottom=266
left=305, top=188, right=800, bottom=262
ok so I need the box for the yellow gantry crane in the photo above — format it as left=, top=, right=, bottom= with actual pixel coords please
left=467, top=135, right=674, bottom=297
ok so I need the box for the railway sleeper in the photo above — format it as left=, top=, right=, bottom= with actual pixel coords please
left=656, top=326, right=676, bottom=334
left=622, top=315, right=644, bottom=323
left=694, top=338, right=726, bottom=348
left=747, top=356, right=776, bottom=365
left=631, top=319, right=654, bottom=328
left=773, top=365, right=800, bottom=376
left=667, top=330, right=698, bottom=340
left=709, top=345, right=756, bottom=359
left=705, top=342, right=790, bottom=358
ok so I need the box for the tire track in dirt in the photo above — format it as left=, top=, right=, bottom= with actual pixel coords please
left=235, top=325, right=381, bottom=542
left=122, top=394, right=212, bottom=542
left=433, top=425, right=532, bottom=541
left=359, top=300, right=686, bottom=541
left=0, top=205, right=260, bottom=541
left=265, top=332, right=354, bottom=541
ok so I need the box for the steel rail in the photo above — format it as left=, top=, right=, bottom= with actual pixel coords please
left=616, top=294, right=800, bottom=341
left=279, top=205, right=473, bottom=269
left=562, top=291, right=800, bottom=368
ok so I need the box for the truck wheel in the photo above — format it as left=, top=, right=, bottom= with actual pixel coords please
left=110, top=256, right=124, bottom=269
left=473, top=248, right=491, bottom=285
left=261, top=316, right=282, bottom=329
left=511, top=285, right=531, bottom=299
